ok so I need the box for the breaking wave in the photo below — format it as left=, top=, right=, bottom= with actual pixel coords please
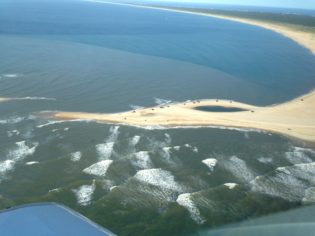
left=0, top=141, right=38, bottom=177
left=129, top=104, right=144, bottom=110
left=96, top=142, right=114, bottom=160
left=176, top=193, right=205, bottom=224
left=132, top=151, right=153, bottom=169
left=133, top=168, right=183, bottom=192
left=154, top=98, right=172, bottom=105
left=251, top=162, right=315, bottom=201
left=72, top=180, right=96, bottom=206
left=285, top=147, right=314, bottom=165
left=0, top=116, right=25, bottom=125
left=83, top=160, right=113, bottom=177
left=222, top=156, right=255, bottom=183
left=70, top=151, right=82, bottom=162
left=202, top=158, right=217, bottom=171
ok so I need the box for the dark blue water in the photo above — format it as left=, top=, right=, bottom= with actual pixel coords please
left=1, top=0, right=315, bottom=113
left=1, top=1, right=315, bottom=235
left=194, top=106, right=247, bottom=112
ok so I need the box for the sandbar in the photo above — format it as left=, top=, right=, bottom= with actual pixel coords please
left=50, top=91, right=315, bottom=144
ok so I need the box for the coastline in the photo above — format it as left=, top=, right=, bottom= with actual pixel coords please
left=43, top=1, right=315, bottom=145
left=49, top=90, right=315, bottom=144
left=87, top=1, right=315, bottom=55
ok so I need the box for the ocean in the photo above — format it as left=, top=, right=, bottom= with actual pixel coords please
left=0, top=0, right=315, bottom=235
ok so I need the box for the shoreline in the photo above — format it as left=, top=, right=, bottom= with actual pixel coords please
left=49, top=90, right=315, bottom=144
left=86, top=1, right=315, bottom=55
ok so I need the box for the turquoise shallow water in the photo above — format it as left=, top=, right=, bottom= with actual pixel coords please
left=1, top=0, right=315, bottom=235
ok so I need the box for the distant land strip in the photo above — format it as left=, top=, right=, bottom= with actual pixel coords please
left=87, top=0, right=315, bottom=54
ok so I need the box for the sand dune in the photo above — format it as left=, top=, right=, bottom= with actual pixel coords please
left=50, top=90, right=315, bottom=144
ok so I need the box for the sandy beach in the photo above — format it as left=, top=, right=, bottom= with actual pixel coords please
left=87, top=1, right=315, bottom=55
left=50, top=90, right=315, bottom=144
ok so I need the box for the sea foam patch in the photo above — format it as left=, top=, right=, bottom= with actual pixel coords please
left=0, top=116, right=24, bottom=125
left=0, top=141, right=38, bottom=177
left=73, top=181, right=96, bottom=206
left=251, top=162, right=315, bottom=201
left=223, top=156, right=255, bottom=183
left=96, top=142, right=114, bottom=160
left=130, top=135, right=141, bottom=147
left=285, top=147, right=314, bottom=165
left=83, top=160, right=113, bottom=177
left=0, top=160, right=15, bottom=176
left=8, top=141, right=38, bottom=161
left=202, top=158, right=217, bottom=171
left=133, top=168, right=183, bottom=192
left=184, top=144, right=198, bottom=153
left=176, top=193, right=205, bottom=224
left=224, top=183, right=238, bottom=189
left=132, top=151, right=153, bottom=169
left=25, top=161, right=39, bottom=165
left=154, top=98, right=172, bottom=105
left=70, top=151, right=82, bottom=162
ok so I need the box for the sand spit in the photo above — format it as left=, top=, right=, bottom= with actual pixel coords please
left=87, top=1, right=315, bottom=55
left=48, top=90, right=315, bottom=144
left=0, top=98, right=9, bottom=103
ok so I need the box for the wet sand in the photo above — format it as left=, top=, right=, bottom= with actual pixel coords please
left=50, top=90, right=315, bottom=144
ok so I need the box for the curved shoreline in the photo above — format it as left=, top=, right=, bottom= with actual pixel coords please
left=86, top=0, right=315, bottom=55
left=48, top=90, right=315, bottom=144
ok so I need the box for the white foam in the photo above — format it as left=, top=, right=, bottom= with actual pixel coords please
left=257, top=157, right=273, bottom=164
left=0, top=141, right=38, bottom=176
left=176, top=193, right=205, bottom=224
left=251, top=162, right=315, bottom=201
left=73, top=181, right=96, bottom=206
left=202, top=158, right=217, bottom=171
left=37, top=119, right=89, bottom=128
left=162, top=147, right=172, bottom=161
left=48, top=188, right=60, bottom=193
left=154, top=98, right=172, bottom=105
left=0, top=116, right=24, bottom=125
left=130, top=135, right=141, bottom=146
left=107, top=126, right=120, bottom=142
left=223, top=156, right=255, bottom=183
left=184, top=144, right=198, bottom=153
left=83, top=160, right=113, bottom=177
left=7, top=130, right=20, bottom=137
left=303, top=187, right=315, bottom=204
left=25, top=161, right=39, bottom=165
left=129, top=104, right=144, bottom=110
left=70, top=151, right=82, bottom=162
left=133, top=168, right=183, bottom=192
left=285, top=147, right=314, bottom=164
left=96, top=142, right=114, bottom=160
left=173, top=146, right=181, bottom=151
left=164, top=133, right=172, bottom=144
left=110, top=186, right=117, bottom=191
left=13, top=97, right=56, bottom=101
left=2, top=73, right=21, bottom=78
left=132, top=151, right=153, bottom=169
left=224, top=183, right=238, bottom=189
left=0, top=160, right=15, bottom=176
left=8, top=141, right=38, bottom=161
